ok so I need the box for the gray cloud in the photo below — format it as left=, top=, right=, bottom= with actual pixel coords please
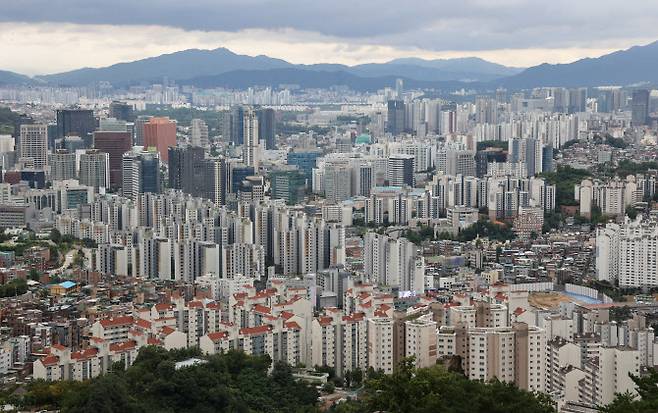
left=3, top=0, right=658, bottom=51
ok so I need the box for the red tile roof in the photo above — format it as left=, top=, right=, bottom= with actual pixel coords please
left=239, top=325, right=272, bottom=336
left=154, top=303, right=172, bottom=311
left=135, top=318, right=152, bottom=329
left=71, top=348, right=99, bottom=360
left=317, top=316, right=333, bottom=326
left=207, top=331, right=229, bottom=342
left=253, top=304, right=272, bottom=314
left=285, top=321, right=301, bottom=330
left=99, top=316, right=134, bottom=328
left=40, top=354, right=59, bottom=366
left=343, top=313, right=365, bottom=323
left=110, top=340, right=137, bottom=352
left=280, top=311, right=295, bottom=320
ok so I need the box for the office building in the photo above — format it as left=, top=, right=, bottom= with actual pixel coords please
left=387, top=100, right=405, bottom=135
left=230, top=106, right=244, bottom=145
left=79, top=149, right=110, bottom=190
left=323, top=165, right=352, bottom=204
left=227, top=163, right=255, bottom=194
left=387, top=154, right=414, bottom=187
left=287, top=150, right=321, bottom=180
left=122, top=149, right=161, bottom=200
left=98, top=117, right=127, bottom=132
left=55, top=109, right=95, bottom=142
left=168, top=146, right=207, bottom=197
left=631, top=89, right=650, bottom=126
left=49, top=149, right=77, bottom=181
left=143, top=117, right=176, bottom=162
left=243, top=108, right=260, bottom=169
left=270, top=169, right=306, bottom=205
left=93, top=130, right=132, bottom=190
left=256, top=108, right=275, bottom=150
left=109, top=101, right=135, bottom=122
left=19, top=124, right=48, bottom=170
left=134, top=115, right=152, bottom=147
left=190, top=119, right=209, bottom=148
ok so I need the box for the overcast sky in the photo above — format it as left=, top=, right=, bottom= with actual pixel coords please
left=2, top=0, right=658, bottom=75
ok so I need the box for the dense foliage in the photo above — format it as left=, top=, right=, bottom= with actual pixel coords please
left=0, top=278, right=27, bottom=297
left=457, top=219, right=515, bottom=242
left=0, top=106, right=21, bottom=135
left=476, top=140, right=508, bottom=151
left=15, top=347, right=319, bottom=413
left=332, top=360, right=556, bottom=413
left=614, top=159, right=658, bottom=178
left=540, top=166, right=591, bottom=207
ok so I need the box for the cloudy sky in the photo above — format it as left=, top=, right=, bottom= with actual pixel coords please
left=2, top=0, right=658, bottom=75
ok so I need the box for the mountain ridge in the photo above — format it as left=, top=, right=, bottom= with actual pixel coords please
left=30, top=47, right=521, bottom=86
left=3, top=41, right=658, bottom=90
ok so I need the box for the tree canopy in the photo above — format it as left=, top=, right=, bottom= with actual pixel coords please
left=15, top=347, right=319, bottom=413
left=332, top=360, right=556, bottom=413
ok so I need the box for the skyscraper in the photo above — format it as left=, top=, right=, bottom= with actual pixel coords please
left=133, top=115, right=152, bottom=147
left=203, top=157, right=226, bottom=205
left=190, top=119, right=209, bottom=147
left=93, top=130, right=132, bottom=190
left=79, top=149, right=110, bottom=190
left=143, top=117, right=176, bottom=162
left=227, top=162, right=255, bottom=194
left=387, top=154, right=414, bottom=187
left=230, top=106, right=244, bottom=145
left=387, top=100, right=405, bottom=135
left=19, top=124, right=48, bottom=170
left=109, top=101, right=135, bottom=122
left=270, top=169, right=306, bottom=205
left=256, top=108, right=276, bottom=150
left=168, top=146, right=206, bottom=197
left=50, top=149, right=77, bottom=181
left=287, top=150, right=321, bottom=181
left=243, top=108, right=260, bottom=169
left=55, top=109, right=95, bottom=142
left=122, top=149, right=161, bottom=200
left=631, top=89, right=650, bottom=126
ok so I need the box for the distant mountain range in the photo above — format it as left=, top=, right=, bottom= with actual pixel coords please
left=3, top=41, right=658, bottom=90
left=0, top=70, right=34, bottom=85
left=32, top=48, right=518, bottom=88
left=498, top=41, right=658, bottom=88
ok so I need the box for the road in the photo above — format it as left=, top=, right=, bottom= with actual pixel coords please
left=51, top=249, right=78, bottom=274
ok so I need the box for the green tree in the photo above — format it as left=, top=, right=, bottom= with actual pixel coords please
left=343, top=359, right=555, bottom=413
left=322, top=382, right=335, bottom=394
left=50, top=228, right=62, bottom=243
left=626, top=205, right=638, bottom=220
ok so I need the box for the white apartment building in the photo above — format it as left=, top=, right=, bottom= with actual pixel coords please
left=367, top=317, right=394, bottom=374
left=405, top=315, right=438, bottom=368
left=437, top=322, right=546, bottom=392
left=596, top=217, right=658, bottom=287
left=578, top=347, right=640, bottom=406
